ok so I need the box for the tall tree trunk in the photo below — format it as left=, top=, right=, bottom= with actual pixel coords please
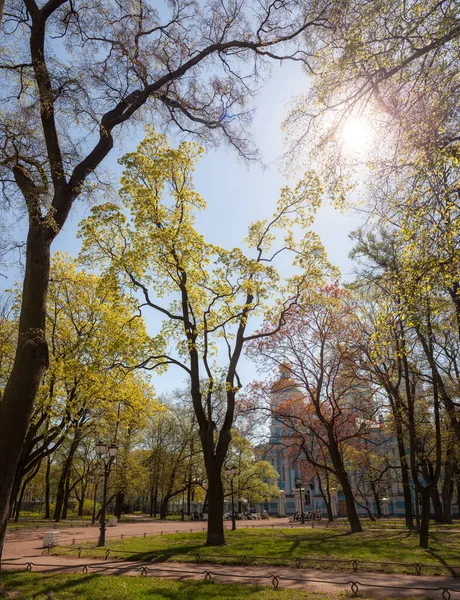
left=62, top=467, right=72, bottom=520
left=317, top=472, right=333, bottom=521
left=115, top=492, right=124, bottom=519
left=419, top=488, right=431, bottom=549
left=77, top=482, right=86, bottom=518
left=54, top=431, right=80, bottom=521
left=326, top=429, right=362, bottom=533
left=44, top=456, right=51, bottom=519
left=160, top=495, right=169, bottom=520
left=14, top=460, right=41, bottom=522
left=0, top=226, right=52, bottom=558
left=442, top=444, right=454, bottom=524
left=431, top=487, right=444, bottom=523
left=205, top=461, right=225, bottom=545
left=372, top=486, right=382, bottom=519
left=14, top=482, right=27, bottom=523
left=415, top=490, right=421, bottom=530
left=187, top=482, right=192, bottom=517
left=442, top=479, right=453, bottom=524
left=200, top=423, right=228, bottom=546
left=392, top=397, right=415, bottom=529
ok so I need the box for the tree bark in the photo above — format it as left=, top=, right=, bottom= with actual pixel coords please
left=44, top=456, right=51, bottom=519
left=391, top=393, right=415, bottom=529
left=205, top=460, right=225, bottom=545
left=14, top=482, right=27, bottom=523
left=430, top=487, right=444, bottom=523
left=372, top=486, right=382, bottom=519
left=317, top=472, right=334, bottom=521
left=0, top=225, right=52, bottom=556
left=159, top=495, right=169, bottom=520
left=54, top=431, right=80, bottom=521
left=441, top=443, right=454, bottom=524
left=115, top=492, right=124, bottom=519
left=419, top=488, right=431, bottom=549
left=326, top=428, right=362, bottom=533
left=14, top=460, right=41, bottom=522
left=77, top=490, right=85, bottom=518
left=61, top=467, right=72, bottom=520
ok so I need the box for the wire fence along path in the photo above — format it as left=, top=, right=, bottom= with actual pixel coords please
left=2, top=558, right=460, bottom=599
left=46, top=544, right=460, bottom=578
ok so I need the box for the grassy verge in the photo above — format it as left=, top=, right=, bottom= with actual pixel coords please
left=0, top=571, right=358, bottom=600
left=53, top=528, right=460, bottom=576
left=6, top=514, right=187, bottom=530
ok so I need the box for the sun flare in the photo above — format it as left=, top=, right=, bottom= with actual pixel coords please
left=341, top=117, right=373, bottom=154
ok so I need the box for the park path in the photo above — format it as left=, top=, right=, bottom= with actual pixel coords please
left=2, top=517, right=294, bottom=561
left=3, top=519, right=460, bottom=599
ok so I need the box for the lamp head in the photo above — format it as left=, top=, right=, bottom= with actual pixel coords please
left=95, top=440, right=107, bottom=456
left=108, top=444, right=119, bottom=458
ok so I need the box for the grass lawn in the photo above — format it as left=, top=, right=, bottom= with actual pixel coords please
left=54, top=528, right=460, bottom=576
left=0, top=571, right=360, bottom=600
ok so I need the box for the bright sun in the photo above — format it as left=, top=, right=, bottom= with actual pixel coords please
left=341, top=117, right=373, bottom=154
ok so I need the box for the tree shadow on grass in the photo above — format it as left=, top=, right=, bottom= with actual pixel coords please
left=425, top=547, right=460, bottom=578
left=120, top=543, right=207, bottom=563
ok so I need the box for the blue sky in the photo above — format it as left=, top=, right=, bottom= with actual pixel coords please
left=3, top=60, right=362, bottom=395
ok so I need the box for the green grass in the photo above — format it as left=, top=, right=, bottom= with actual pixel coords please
left=0, top=571, right=356, bottom=600
left=7, top=514, right=186, bottom=530
left=54, top=528, right=460, bottom=576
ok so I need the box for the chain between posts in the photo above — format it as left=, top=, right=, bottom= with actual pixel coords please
left=3, top=560, right=460, bottom=598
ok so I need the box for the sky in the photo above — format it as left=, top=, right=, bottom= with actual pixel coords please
left=2, top=60, right=363, bottom=396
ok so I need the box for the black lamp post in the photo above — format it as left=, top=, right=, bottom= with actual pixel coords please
left=88, top=472, right=104, bottom=525
left=295, top=477, right=305, bottom=524
left=226, top=466, right=237, bottom=531
left=95, top=441, right=118, bottom=547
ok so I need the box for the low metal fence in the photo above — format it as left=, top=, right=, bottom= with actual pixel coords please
left=2, top=559, right=460, bottom=598
left=45, top=544, right=460, bottom=578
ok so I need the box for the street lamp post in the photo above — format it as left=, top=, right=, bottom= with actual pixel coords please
left=295, top=477, right=305, bottom=524
left=226, top=466, right=237, bottom=531
left=95, top=441, right=118, bottom=547
left=88, top=472, right=104, bottom=525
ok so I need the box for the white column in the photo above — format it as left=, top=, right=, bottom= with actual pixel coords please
left=278, top=490, right=286, bottom=516
left=293, top=489, right=303, bottom=512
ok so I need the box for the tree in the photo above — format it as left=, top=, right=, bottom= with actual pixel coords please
left=285, top=0, right=460, bottom=169
left=351, top=230, right=446, bottom=547
left=247, top=285, right=379, bottom=533
left=0, top=0, right=333, bottom=557
left=79, top=130, right=330, bottom=544
left=8, top=254, right=157, bottom=522
left=224, top=430, right=279, bottom=508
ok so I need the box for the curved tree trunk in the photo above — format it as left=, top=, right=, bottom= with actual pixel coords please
left=327, top=429, right=362, bottom=533
left=0, top=225, right=52, bottom=558
left=317, top=473, right=334, bottom=521
left=54, top=430, right=80, bottom=521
